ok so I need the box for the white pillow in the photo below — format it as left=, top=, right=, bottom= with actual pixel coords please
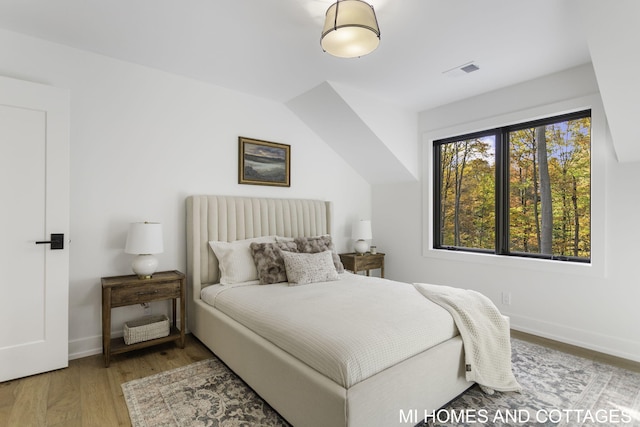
left=281, top=250, right=339, bottom=286
left=209, top=236, right=275, bottom=284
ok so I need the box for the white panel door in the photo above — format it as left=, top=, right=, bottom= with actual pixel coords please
left=0, top=76, right=70, bottom=382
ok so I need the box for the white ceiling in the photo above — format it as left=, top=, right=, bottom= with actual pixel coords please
left=0, top=0, right=591, bottom=112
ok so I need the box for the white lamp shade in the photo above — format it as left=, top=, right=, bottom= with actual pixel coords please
left=321, top=0, right=380, bottom=58
left=125, top=222, right=164, bottom=255
left=352, top=220, right=372, bottom=240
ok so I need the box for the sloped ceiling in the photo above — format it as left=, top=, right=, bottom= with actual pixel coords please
left=0, top=0, right=591, bottom=112
left=1, top=1, right=636, bottom=178
left=579, top=0, right=640, bottom=163
left=287, top=82, right=418, bottom=184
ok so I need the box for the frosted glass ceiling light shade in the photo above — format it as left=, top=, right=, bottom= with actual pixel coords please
left=125, top=222, right=164, bottom=279
left=352, top=219, right=372, bottom=254
left=321, top=0, right=380, bottom=58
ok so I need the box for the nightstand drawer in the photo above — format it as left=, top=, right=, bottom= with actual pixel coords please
left=356, top=256, right=383, bottom=270
left=110, top=280, right=180, bottom=306
left=339, top=252, right=385, bottom=278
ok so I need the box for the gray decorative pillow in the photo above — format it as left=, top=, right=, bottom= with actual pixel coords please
left=250, top=241, right=298, bottom=285
left=293, top=235, right=344, bottom=273
left=281, top=250, right=339, bottom=286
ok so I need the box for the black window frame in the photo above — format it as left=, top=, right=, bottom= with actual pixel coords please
left=433, top=109, right=591, bottom=263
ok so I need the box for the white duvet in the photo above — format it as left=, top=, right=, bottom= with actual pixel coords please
left=201, top=273, right=458, bottom=388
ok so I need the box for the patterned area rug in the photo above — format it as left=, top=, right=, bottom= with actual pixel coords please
left=122, top=339, right=640, bottom=426
left=121, top=358, right=290, bottom=426
left=421, top=339, right=640, bottom=427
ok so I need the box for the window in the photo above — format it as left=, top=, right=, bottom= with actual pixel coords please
left=433, top=110, right=591, bottom=262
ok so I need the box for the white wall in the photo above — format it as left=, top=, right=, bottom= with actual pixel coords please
left=373, top=64, right=640, bottom=362
left=580, top=0, right=640, bottom=163
left=0, top=29, right=371, bottom=359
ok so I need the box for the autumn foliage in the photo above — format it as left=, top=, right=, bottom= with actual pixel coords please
left=436, top=115, right=591, bottom=261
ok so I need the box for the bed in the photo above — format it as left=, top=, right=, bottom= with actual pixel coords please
left=186, top=195, right=473, bottom=427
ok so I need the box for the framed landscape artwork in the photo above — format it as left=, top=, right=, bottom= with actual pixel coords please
left=238, top=137, right=291, bottom=187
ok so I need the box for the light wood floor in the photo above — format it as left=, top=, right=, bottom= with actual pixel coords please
left=511, top=330, right=640, bottom=373
left=0, top=335, right=213, bottom=427
left=2, top=332, right=638, bottom=426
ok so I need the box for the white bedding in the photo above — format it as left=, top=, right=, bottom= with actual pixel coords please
left=201, top=273, right=458, bottom=388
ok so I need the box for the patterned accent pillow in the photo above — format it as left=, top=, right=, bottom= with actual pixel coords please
left=209, top=236, right=276, bottom=284
left=293, top=235, right=344, bottom=273
left=281, top=250, right=339, bottom=286
left=250, top=241, right=298, bottom=285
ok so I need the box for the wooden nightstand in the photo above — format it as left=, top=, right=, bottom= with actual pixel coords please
left=101, top=270, right=185, bottom=367
left=339, top=253, right=385, bottom=278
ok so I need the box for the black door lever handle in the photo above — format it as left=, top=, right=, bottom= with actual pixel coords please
left=36, top=233, right=64, bottom=250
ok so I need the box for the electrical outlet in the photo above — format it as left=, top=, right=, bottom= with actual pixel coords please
left=501, top=292, right=511, bottom=305
left=142, top=302, right=151, bottom=316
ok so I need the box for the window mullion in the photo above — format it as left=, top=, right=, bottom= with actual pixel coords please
left=495, top=129, right=510, bottom=255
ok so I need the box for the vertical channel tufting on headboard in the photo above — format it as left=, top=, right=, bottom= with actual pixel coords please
left=186, top=196, right=332, bottom=328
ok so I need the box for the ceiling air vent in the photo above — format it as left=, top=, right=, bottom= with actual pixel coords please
left=443, top=61, right=480, bottom=78
left=460, top=63, right=480, bottom=73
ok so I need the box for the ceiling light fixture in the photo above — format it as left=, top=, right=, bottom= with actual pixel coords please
left=321, top=0, right=380, bottom=58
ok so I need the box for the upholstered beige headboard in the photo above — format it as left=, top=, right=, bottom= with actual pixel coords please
left=186, top=195, right=332, bottom=297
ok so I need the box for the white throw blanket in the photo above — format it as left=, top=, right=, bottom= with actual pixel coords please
left=413, top=282, right=521, bottom=394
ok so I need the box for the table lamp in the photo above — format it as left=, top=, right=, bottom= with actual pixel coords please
left=352, top=220, right=372, bottom=254
left=125, top=222, right=163, bottom=279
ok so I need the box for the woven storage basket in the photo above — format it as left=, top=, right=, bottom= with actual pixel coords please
left=123, top=314, right=170, bottom=345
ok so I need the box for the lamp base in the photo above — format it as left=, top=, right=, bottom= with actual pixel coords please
left=354, top=239, right=369, bottom=255
left=132, top=254, right=159, bottom=279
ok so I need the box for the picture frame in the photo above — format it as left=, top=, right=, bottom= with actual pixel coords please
left=238, top=137, right=291, bottom=187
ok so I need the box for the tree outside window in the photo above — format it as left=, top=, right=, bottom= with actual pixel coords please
left=434, top=110, right=591, bottom=262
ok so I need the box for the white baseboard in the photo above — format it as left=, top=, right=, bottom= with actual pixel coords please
left=505, top=312, right=640, bottom=363
left=68, top=334, right=105, bottom=360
